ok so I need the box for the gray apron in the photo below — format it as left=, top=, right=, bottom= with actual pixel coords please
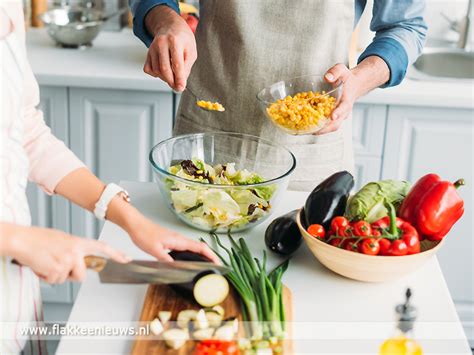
left=175, top=0, right=355, bottom=191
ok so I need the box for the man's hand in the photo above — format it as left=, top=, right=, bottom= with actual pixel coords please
left=318, top=56, right=390, bottom=135
left=144, top=5, right=197, bottom=91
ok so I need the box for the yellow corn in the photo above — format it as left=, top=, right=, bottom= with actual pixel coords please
left=266, top=91, right=336, bottom=132
left=196, top=100, right=225, bottom=112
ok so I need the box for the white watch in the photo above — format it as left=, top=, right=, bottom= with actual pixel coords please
left=94, top=183, right=130, bottom=220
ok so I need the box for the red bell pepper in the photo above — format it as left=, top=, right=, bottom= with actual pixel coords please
left=399, top=174, right=441, bottom=224
left=399, top=174, right=465, bottom=241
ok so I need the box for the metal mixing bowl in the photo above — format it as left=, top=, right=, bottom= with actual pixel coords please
left=40, top=7, right=105, bottom=48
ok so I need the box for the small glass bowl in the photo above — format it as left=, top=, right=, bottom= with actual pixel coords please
left=257, top=75, right=342, bottom=135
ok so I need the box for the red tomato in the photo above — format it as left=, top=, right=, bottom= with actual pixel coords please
left=344, top=239, right=359, bottom=253
left=329, top=237, right=343, bottom=248
left=352, top=221, right=372, bottom=237
left=372, top=216, right=405, bottom=231
left=359, top=238, right=380, bottom=255
left=403, top=233, right=421, bottom=254
left=372, top=217, right=390, bottom=231
left=336, top=225, right=352, bottom=237
left=378, top=238, right=392, bottom=255
left=195, top=340, right=239, bottom=355
left=372, top=229, right=382, bottom=237
left=307, top=224, right=326, bottom=239
left=331, top=216, right=349, bottom=232
left=386, top=239, right=408, bottom=256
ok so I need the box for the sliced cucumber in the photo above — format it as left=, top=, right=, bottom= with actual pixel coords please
left=193, top=274, right=229, bottom=307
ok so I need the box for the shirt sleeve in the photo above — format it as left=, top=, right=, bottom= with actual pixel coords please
left=358, top=0, right=428, bottom=88
left=23, top=59, right=85, bottom=195
left=129, top=0, right=180, bottom=47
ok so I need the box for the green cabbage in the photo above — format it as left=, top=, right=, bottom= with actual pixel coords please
left=345, top=180, right=410, bottom=223
left=167, top=159, right=277, bottom=229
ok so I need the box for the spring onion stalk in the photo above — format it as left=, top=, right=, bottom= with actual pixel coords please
left=201, top=233, right=289, bottom=343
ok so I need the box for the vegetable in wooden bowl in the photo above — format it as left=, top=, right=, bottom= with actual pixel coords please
left=297, top=210, right=444, bottom=283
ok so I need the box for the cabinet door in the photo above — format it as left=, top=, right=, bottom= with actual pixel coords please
left=26, top=86, right=73, bottom=304
left=68, top=88, right=173, bottom=238
left=382, top=106, right=474, bottom=307
left=352, top=104, right=387, bottom=189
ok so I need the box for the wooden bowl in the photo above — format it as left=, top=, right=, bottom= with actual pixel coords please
left=296, top=210, right=444, bottom=282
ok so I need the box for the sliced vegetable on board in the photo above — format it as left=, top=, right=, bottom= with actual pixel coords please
left=304, top=171, right=354, bottom=230
left=399, top=174, right=465, bottom=240
left=345, top=180, right=410, bottom=223
left=168, top=250, right=230, bottom=308
left=265, top=209, right=302, bottom=255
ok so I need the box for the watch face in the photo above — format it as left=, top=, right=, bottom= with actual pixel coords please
left=119, top=191, right=131, bottom=203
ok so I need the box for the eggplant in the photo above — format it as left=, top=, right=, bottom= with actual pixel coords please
left=168, top=250, right=229, bottom=307
left=265, top=210, right=302, bottom=256
left=304, top=171, right=354, bottom=230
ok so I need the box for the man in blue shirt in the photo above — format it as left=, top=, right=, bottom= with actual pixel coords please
left=130, top=0, right=427, bottom=190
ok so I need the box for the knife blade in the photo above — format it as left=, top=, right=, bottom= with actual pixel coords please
left=85, top=256, right=230, bottom=284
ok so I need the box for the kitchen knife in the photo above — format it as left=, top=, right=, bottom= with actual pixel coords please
left=85, top=256, right=230, bottom=284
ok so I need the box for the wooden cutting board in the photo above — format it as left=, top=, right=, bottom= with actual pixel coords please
left=132, top=284, right=293, bottom=354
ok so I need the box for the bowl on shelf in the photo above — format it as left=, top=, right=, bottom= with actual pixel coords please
left=256, top=75, right=342, bottom=135
left=296, top=210, right=444, bottom=282
left=40, top=6, right=126, bottom=48
left=149, top=132, right=296, bottom=233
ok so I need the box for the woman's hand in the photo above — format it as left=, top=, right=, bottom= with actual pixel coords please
left=3, top=224, right=130, bottom=284
left=126, top=214, right=219, bottom=263
left=318, top=56, right=390, bottom=135
left=144, top=5, right=197, bottom=91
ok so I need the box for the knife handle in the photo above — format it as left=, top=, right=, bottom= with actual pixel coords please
left=84, top=255, right=107, bottom=272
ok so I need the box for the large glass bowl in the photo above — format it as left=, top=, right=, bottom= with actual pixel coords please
left=257, top=75, right=342, bottom=135
left=149, top=132, right=296, bottom=233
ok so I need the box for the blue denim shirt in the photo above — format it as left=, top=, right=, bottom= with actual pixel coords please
left=129, top=0, right=427, bottom=87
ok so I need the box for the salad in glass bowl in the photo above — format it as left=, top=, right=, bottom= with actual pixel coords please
left=149, top=133, right=296, bottom=233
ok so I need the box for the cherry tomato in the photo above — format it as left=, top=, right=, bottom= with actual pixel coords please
left=378, top=238, right=392, bottom=255
left=359, top=238, right=380, bottom=255
left=386, top=239, right=408, bottom=256
left=372, top=229, right=382, bottom=237
left=331, top=216, right=349, bottom=232
left=336, top=225, right=352, bottom=237
left=344, top=238, right=359, bottom=253
left=329, top=237, right=343, bottom=248
left=371, top=217, right=389, bottom=231
left=307, top=224, right=326, bottom=240
left=372, top=216, right=405, bottom=231
left=403, top=233, right=421, bottom=255
left=195, top=340, right=239, bottom=355
left=352, top=221, right=372, bottom=237
left=399, top=223, right=420, bottom=255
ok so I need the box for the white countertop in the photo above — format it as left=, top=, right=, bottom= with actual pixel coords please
left=26, top=28, right=474, bottom=109
left=57, top=182, right=471, bottom=355
left=26, top=28, right=169, bottom=92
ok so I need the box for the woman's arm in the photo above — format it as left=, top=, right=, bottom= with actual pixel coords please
left=54, top=168, right=218, bottom=263
left=0, top=222, right=129, bottom=283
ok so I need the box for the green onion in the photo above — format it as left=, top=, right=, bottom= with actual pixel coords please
left=201, top=233, right=290, bottom=342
